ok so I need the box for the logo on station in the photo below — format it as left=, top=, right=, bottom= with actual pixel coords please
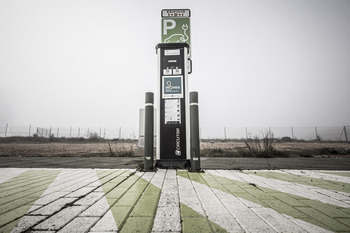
left=163, top=21, right=189, bottom=43
left=163, top=76, right=183, bottom=98
left=175, top=128, right=181, bottom=156
left=166, top=80, right=180, bottom=91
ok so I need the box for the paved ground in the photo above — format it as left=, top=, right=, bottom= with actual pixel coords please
left=1, top=157, right=350, bottom=170
left=0, top=168, right=350, bottom=233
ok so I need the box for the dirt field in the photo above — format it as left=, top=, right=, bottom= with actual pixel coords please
left=0, top=141, right=142, bottom=157
left=201, top=140, right=350, bottom=158
left=0, top=138, right=349, bottom=157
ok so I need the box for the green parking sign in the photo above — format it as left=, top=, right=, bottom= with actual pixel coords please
left=161, top=9, right=191, bottom=46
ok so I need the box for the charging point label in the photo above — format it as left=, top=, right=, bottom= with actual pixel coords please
left=161, top=9, right=191, bottom=46
left=165, top=99, right=181, bottom=124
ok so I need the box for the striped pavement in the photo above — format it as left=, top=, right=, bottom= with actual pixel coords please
left=0, top=168, right=349, bottom=232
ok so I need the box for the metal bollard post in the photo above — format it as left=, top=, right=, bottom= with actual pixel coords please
left=190, top=92, right=201, bottom=172
left=144, top=92, right=154, bottom=171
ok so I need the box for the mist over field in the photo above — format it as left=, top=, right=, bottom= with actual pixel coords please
left=1, top=0, right=350, bottom=129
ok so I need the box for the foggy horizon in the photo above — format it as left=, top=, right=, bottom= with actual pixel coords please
left=1, top=0, right=350, bottom=129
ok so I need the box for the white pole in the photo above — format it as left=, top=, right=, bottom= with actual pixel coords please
left=5, top=123, right=8, bottom=137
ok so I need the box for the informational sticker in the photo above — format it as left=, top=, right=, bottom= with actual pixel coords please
left=162, top=9, right=190, bottom=18
left=165, top=49, right=180, bottom=56
left=165, top=99, right=181, bottom=124
left=162, top=76, right=183, bottom=98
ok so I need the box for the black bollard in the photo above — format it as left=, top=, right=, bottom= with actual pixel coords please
left=144, top=92, right=154, bottom=171
left=190, top=92, right=201, bottom=171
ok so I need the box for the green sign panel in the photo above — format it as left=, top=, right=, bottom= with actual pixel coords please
left=161, top=9, right=191, bottom=46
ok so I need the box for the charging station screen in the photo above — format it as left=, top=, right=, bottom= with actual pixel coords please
left=162, top=76, right=183, bottom=98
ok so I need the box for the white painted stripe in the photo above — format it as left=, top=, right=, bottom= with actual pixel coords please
left=251, top=208, right=308, bottom=233
left=148, top=169, right=166, bottom=189
left=0, top=168, right=28, bottom=184
left=253, top=170, right=350, bottom=201
left=80, top=170, right=118, bottom=232
left=208, top=186, right=277, bottom=232
left=145, top=103, right=154, bottom=106
left=210, top=170, right=350, bottom=208
left=186, top=173, right=332, bottom=233
left=283, top=170, right=350, bottom=184
left=289, top=218, right=333, bottom=233
left=23, top=169, right=117, bottom=232
left=11, top=169, right=103, bottom=232
left=190, top=103, right=198, bottom=106
left=152, top=170, right=181, bottom=232
left=189, top=177, right=245, bottom=232
left=89, top=209, right=118, bottom=232
left=177, top=173, right=207, bottom=216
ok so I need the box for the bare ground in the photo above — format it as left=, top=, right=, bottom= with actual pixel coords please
left=0, top=139, right=349, bottom=158
left=0, top=141, right=142, bottom=157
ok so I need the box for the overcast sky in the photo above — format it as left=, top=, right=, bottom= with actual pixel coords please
left=1, top=0, right=349, bottom=128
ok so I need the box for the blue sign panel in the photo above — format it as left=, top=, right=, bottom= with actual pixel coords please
left=162, top=76, right=183, bottom=98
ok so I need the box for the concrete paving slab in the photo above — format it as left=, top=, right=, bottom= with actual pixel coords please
left=0, top=168, right=349, bottom=232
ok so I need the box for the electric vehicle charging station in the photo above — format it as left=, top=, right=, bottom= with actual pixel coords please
left=142, top=9, right=199, bottom=170
left=156, top=43, right=191, bottom=168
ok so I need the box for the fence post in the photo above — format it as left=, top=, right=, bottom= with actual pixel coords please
left=190, top=92, right=201, bottom=172
left=5, top=123, right=8, bottom=137
left=70, top=127, right=72, bottom=138
left=224, top=127, right=227, bottom=140
left=144, top=92, right=154, bottom=171
left=29, top=125, right=31, bottom=137
left=344, top=126, right=349, bottom=143
left=315, top=126, right=319, bottom=141
left=57, top=128, right=59, bottom=138
left=291, top=127, right=294, bottom=139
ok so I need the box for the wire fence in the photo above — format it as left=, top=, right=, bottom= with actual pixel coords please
left=0, top=125, right=138, bottom=140
left=200, top=126, right=349, bottom=142
left=0, top=124, right=349, bottom=142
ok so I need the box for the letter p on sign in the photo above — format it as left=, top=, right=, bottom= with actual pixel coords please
left=163, top=19, right=176, bottom=35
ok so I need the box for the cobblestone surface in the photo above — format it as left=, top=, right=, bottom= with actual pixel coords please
left=0, top=168, right=349, bottom=232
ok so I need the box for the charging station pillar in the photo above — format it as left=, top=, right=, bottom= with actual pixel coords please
left=156, top=43, right=191, bottom=168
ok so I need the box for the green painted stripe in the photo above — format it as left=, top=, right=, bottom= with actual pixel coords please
left=0, top=171, right=58, bottom=195
left=119, top=216, right=153, bottom=233
left=100, top=171, right=227, bottom=233
left=96, top=170, right=130, bottom=186
left=178, top=171, right=350, bottom=232
left=120, top=181, right=161, bottom=233
left=320, top=171, right=350, bottom=178
left=177, top=171, right=230, bottom=232
left=249, top=171, right=350, bottom=193
left=181, top=203, right=227, bottom=232
left=97, top=171, right=153, bottom=231
left=116, top=175, right=160, bottom=232
left=0, top=170, right=60, bottom=233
